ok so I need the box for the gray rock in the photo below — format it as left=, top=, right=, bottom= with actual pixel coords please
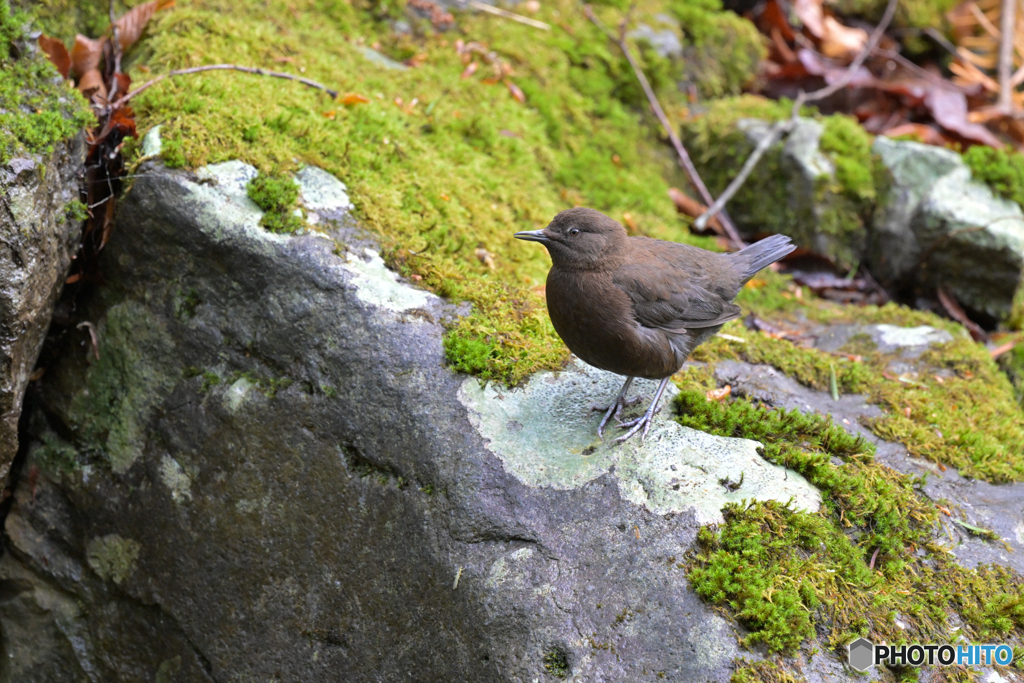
left=5, top=162, right=778, bottom=681
left=813, top=322, right=954, bottom=359
left=628, top=21, right=683, bottom=59
left=870, top=136, right=1024, bottom=323
left=0, top=134, right=85, bottom=476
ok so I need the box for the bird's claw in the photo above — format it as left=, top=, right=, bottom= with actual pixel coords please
left=614, top=412, right=653, bottom=444
left=593, top=395, right=643, bottom=438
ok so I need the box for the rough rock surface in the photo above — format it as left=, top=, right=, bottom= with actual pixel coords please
left=0, top=135, right=84, bottom=477
left=869, top=137, right=1024, bottom=323
left=1, top=161, right=825, bottom=682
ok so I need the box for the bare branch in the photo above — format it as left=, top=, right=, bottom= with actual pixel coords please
left=998, top=0, right=1017, bottom=112
left=583, top=4, right=746, bottom=249
left=109, top=0, right=122, bottom=86
left=115, top=64, right=339, bottom=108
left=465, top=0, right=550, bottom=30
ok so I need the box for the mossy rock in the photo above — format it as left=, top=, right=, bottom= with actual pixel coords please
left=681, top=96, right=879, bottom=269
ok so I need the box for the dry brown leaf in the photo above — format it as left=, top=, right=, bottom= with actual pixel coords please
left=461, top=61, right=478, bottom=79
left=793, top=0, right=825, bottom=38
left=70, top=34, right=104, bottom=79
left=820, top=16, right=867, bottom=58
left=114, top=0, right=175, bottom=51
left=77, top=69, right=108, bottom=100
left=38, top=35, right=71, bottom=79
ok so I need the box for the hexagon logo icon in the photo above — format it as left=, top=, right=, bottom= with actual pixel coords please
left=848, top=638, right=875, bottom=671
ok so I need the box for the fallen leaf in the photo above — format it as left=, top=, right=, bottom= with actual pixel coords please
left=113, top=0, right=175, bottom=52
left=77, top=69, right=108, bottom=100
left=461, top=61, right=478, bottom=79
left=925, top=87, right=1004, bottom=148
left=341, top=93, right=370, bottom=105
left=820, top=16, right=868, bottom=58
left=322, top=110, right=336, bottom=120
left=70, top=34, right=104, bottom=79
left=38, top=35, right=70, bottom=79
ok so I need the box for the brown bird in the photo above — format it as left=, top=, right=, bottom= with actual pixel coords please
left=515, top=207, right=795, bottom=443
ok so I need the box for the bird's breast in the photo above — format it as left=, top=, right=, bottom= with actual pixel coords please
left=545, top=268, right=679, bottom=379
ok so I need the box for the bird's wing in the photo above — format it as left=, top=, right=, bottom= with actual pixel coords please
left=612, top=261, right=742, bottom=331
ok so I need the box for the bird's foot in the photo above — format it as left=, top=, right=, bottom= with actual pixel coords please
left=614, top=411, right=655, bottom=444
left=591, top=395, right=643, bottom=438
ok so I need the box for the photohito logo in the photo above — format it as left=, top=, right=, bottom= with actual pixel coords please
left=848, top=638, right=1015, bottom=671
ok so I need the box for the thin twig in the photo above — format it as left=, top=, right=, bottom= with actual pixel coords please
left=998, top=0, right=1017, bottom=112
left=465, top=0, right=550, bottom=30
left=109, top=0, right=123, bottom=92
left=694, top=0, right=898, bottom=231
left=114, top=64, right=339, bottom=108
left=583, top=4, right=745, bottom=249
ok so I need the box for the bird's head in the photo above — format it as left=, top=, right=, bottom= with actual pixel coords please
left=514, top=207, right=628, bottom=270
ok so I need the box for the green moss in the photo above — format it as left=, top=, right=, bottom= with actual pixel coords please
left=730, top=659, right=805, bottom=683
left=684, top=394, right=1024, bottom=655
left=247, top=172, right=304, bottom=234
left=820, top=114, right=875, bottom=203
left=667, top=0, right=766, bottom=98
left=963, top=145, right=1024, bottom=209
left=542, top=648, right=569, bottom=678
left=65, top=198, right=88, bottom=222
left=0, top=0, right=94, bottom=164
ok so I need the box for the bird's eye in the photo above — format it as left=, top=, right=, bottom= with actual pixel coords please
left=569, top=228, right=580, bottom=236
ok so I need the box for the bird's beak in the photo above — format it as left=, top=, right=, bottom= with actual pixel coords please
left=514, top=229, right=551, bottom=244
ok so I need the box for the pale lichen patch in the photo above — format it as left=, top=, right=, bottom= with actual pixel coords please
left=343, top=248, right=432, bottom=313
left=459, top=360, right=821, bottom=525
left=86, top=534, right=142, bottom=585
left=159, top=455, right=193, bottom=504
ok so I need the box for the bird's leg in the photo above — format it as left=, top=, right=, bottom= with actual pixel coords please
left=614, top=377, right=672, bottom=445
left=591, top=376, right=636, bottom=438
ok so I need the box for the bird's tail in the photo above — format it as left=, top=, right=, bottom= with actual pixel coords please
left=732, top=234, right=796, bottom=282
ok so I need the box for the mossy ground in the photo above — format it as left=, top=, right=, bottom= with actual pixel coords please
left=0, top=0, right=93, bottom=164
left=17, top=0, right=767, bottom=385
left=683, top=392, right=1024, bottom=667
